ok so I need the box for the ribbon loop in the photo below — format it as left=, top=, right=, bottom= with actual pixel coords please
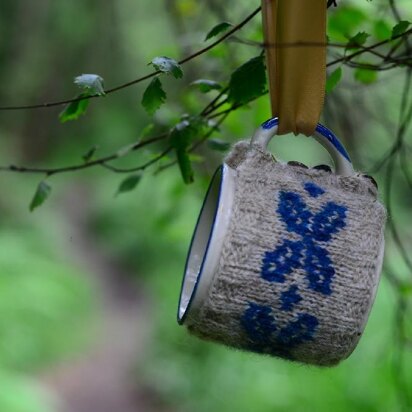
left=262, top=0, right=327, bottom=136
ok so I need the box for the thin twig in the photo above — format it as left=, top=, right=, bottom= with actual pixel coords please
left=201, top=86, right=229, bottom=116
left=101, top=147, right=173, bottom=173
left=327, top=28, right=412, bottom=67
left=0, top=134, right=167, bottom=176
left=0, top=11, right=410, bottom=111
left=0, top=7, right=261, bottom=111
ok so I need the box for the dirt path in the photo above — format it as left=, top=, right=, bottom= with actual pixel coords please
left=41, top=186, right=172, bottom=412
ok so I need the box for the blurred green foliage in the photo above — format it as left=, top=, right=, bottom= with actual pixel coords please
left=0, top=372, right=54, bottom=412
left=0, top=0, right=411, bottom=411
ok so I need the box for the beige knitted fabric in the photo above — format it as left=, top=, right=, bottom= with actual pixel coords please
left=186, top=141, right=386, bottom=366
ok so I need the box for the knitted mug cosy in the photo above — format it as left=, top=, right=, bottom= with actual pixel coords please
left=181, top=139, right=386, bottom=366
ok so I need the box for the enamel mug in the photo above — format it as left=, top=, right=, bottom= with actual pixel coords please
left=177, top=118, right=386, bottom=366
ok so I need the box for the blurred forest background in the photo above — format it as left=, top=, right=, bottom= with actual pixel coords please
left=0, top=0, right=411, bottom=411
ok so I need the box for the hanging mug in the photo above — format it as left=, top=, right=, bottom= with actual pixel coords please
left=177, top=118, right=386, bottom=366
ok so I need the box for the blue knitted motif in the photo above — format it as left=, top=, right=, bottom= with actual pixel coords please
left=241, top=182, right=348, bottom=357
left=304, top=182, right=325, bottom=198
left=280, top=285, right=302, bottom=312
left=241, top=303, right=277, bottom=349
left=261, top=240, right=304, bottom=283
left=241, top=303, right=318, bottom=356
left=261, top=183, right=347, bottom=294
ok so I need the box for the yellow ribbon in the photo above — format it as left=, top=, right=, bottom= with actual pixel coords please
left=262, top=0, right=327, bottom=136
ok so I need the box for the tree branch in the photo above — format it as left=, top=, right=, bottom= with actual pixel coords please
left=327, top=28, right=412, bottom=67
left=0, top=7, right=261, bottom=111
left=1, top=5, right=410, bottom=111
left=0, top=134, right=167, bottom=176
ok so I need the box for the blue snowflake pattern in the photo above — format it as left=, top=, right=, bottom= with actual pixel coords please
left=280, top=286, right=303, bottom=312
left=261, top=240, right=304, bottom=283
left=240, top=182, right=348, bottom=357
left=261, top=184, right=347, bottom=295
left=241, top=303, right=318, bottom=356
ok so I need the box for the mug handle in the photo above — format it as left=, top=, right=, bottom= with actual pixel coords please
left=251, top=118, right=355, bottom=177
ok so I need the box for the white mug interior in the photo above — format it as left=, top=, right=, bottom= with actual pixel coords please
left=178, top=164, right=235, bottom=324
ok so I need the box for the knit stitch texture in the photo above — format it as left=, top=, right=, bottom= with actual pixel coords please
left=186, top=141, right=386, bottom=366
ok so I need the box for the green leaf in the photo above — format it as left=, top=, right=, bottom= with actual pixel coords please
left=140, top=123, right=155, bottom=138
left=170, top=118, right=205, bottom=184
left=116, top=174, right=142, bottom=196
left=227, top=55, right=267, bottom=105
left=170, top=118, right=204, bottom=149
left=326, top=67, right=343, bottom=93
left=346, top=31, right=370, bottom=50
left=142, top=77, right=167, bottom=115
left=328, top=7, right=367, bottom=42
left=74, top=74, right=105, bottom=95
left=205, top=22, right=232, bottom=41
left=207, top=138, right=231, bottom=152
left=373, top=19, right=392, bottom=41
left=151, top=56, right=183, bottom=79
left=399, top=283, right=412, bottom=296
left=191, top=79, right=222, bottom=93
left=175, top=149, right=194, bottom=184
left=59, top=93, right=90, bottom=123
left=392, top=21, right=411, bottom=39
left=354, top=67, right=378, bottom=84
left=82, top=145, right=99, bottom=163
left=29, top=181, right=51, bottom=212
